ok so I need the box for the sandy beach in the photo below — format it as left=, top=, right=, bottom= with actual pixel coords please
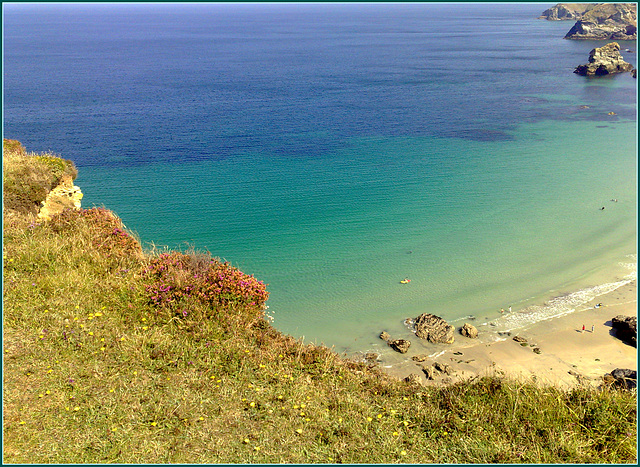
left=380, top=279, right=637, bottom=389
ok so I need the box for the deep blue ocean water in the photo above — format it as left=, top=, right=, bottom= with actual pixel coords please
left=3, top=3, right=637, bottom=358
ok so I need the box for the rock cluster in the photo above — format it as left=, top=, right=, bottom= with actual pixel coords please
left=422, top=361, right=453, bottom=380
left=611, top=315, right=637, bottom=347
left=574, top=42, right=634, bottom=76
left=379, top=331, right=411, bottom=354
left=413, top=313, right=455, bottom=344
left=37, top=174, right=83, bottom=221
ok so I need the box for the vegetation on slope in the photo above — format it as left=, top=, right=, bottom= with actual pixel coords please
left=2, top=140, right=637, bottom=463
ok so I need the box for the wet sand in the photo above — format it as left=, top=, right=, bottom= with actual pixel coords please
left=379, top=280, right=637, bottom=389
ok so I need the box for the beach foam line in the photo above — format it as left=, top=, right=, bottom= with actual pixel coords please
left=488, top=278, right=634, bottom=333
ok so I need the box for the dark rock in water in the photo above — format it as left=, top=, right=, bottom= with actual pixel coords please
left=411, top=354, right=429, bottom=362
left=413, top=313, right=455, bottom=344
left=563, top=3, right=637, bottom=40
left=389, top=339, right=411, bottom=354
left=379, top=331, right=391, bottom=342
left=574, top=42, right=634, bottom=76
left=632, top=68, right=637, bottom=78
left=403, top=373, right=422, bottom=385
left=611, top=315, right=637, bottom=347
left=512, top=336, right=528, bottom=344
left=460, top=323, right=478, bottom=339
left=604, top=368, right=637, bottom=389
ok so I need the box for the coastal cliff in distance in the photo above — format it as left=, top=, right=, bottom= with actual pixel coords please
left=540, top=3, right=637, bottom=40
left=539, top=3, right=597, bottom=20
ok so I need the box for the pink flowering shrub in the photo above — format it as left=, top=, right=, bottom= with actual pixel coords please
left=142, top=252, right=269, bottom=320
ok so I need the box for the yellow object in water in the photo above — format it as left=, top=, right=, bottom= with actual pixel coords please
left=400, top=279, right=411, bottom=284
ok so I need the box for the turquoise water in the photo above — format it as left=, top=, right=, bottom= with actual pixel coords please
left=78, top=117, right=637, bottom=354
left=4, top=3, right=637, bottom=356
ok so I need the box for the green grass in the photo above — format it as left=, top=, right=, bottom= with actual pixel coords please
left=3, top=140, right=637, bottom=463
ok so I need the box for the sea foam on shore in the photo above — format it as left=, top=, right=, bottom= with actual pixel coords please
left=481, top=257, right=636, bottom=336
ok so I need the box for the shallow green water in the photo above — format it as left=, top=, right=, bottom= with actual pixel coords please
left=80, top=118, right=636, bottom=354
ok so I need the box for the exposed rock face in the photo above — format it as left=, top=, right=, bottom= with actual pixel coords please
left=403, top=373, right=422, bottom=385
left=539, top=3, right=596, bottom=21
left=422, top=365, right=436, bottom=380
left=389, top=339, right=411, bottom=354
left=460, top=323, right=478, bottom=339
left=574, top=42, right=634, bottom=76
left=37, top=175, right=83, bottom=221
left=413, top=313, right=455, bottom=344
left=611, top=315, right=637, bottom=347
left=564, top=3, right=637, bottom=40
left=379, top=331, right=391, bottom=342
left=604, top=368, right=637, bottom=389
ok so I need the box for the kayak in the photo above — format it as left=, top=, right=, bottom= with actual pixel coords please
left=400, top=279, right=411, bottom=284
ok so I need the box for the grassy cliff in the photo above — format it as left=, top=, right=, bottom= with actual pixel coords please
left=2, top=140, right=637, bottom=463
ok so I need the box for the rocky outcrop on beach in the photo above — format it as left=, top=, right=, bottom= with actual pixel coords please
left=611, top=315, right=637, bottom=347
left=37, top=174, right=83, bottom=221
left=539, top=3, right=596, bottom=21
left=379, top=331, right=411, bottom=353
left=573, top=42, right=634, bottom=76
left=413, top=313, right=455, bottom=344
left=421, top=361, right=454, bottom=380
left=564, top=3, right=637, bottom=40
left=604, top=368, right=637, bottom=389
left=403, top=373, right=422, bottom=385
left=460, top=323, right=478, bottom=339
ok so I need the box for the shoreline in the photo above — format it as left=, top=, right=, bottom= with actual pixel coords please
left=375, top=278, right=637, bottom=389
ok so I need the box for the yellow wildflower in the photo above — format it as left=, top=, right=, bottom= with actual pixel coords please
left=150, top=422, right=157, bottom=426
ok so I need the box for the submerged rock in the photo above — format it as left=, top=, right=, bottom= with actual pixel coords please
left=379, top=331, right=391, bottom=342
left=413, top=313, right=455, bottom=344
left=574, top=42, right=634, bottom=76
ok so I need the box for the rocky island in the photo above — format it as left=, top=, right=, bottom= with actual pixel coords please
left=573, top=42, right=635, bottom=76
left=540, top=3, right=637, bottom=40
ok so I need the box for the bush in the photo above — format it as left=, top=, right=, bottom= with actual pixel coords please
left=142, top=251, right=269, bottom=323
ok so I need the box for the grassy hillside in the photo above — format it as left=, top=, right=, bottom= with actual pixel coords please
left=2, top=139, right=637, bottom=463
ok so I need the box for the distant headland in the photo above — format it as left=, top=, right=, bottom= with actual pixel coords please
left=539, top=3, right=637, bottom=40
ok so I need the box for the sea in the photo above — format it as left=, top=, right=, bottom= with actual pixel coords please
left=3, top=3, right=637, bottom=360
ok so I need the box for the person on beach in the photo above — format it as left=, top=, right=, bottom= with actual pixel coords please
left=591, top=325, right=594, bottom=333
left=508, top=306, right=512, bottom=313
left=582, top=324, right=586, bottom=333
left=500, top=308, right=505, bottom=313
